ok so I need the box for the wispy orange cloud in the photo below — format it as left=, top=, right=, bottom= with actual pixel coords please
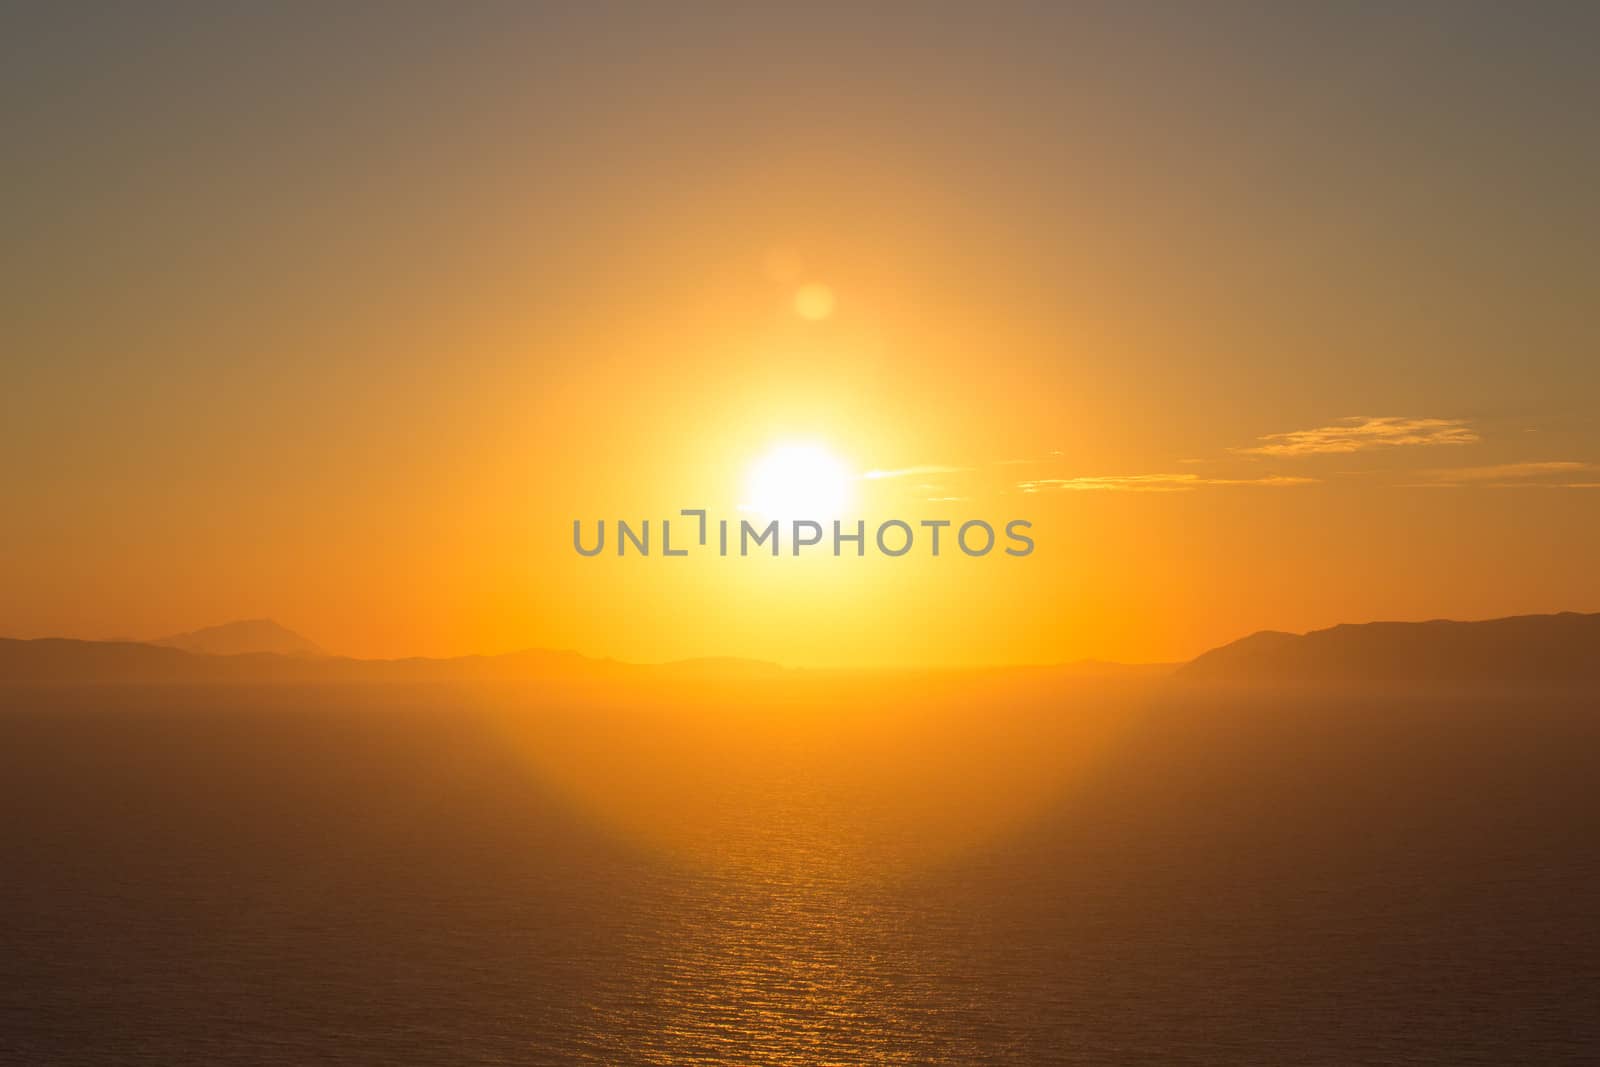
left=1236, top=416, right=1478, bottom=456
left=1018, top=474, right=1317, bottom=493
left=994, top=450, right=1063, bottom=467
left=1406, top=461, right=1598, bottom=488
left=861, top=465, right=973, bottom=480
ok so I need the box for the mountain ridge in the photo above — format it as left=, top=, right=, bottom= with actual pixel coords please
left=1178, top=611, right=1600, bottom=686
left=2, top=610, right=1597, bottom=687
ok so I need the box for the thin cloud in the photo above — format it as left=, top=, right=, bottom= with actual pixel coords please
left=861, top=464, right=973, bottom=480
left=994, top=449, right=1064, bottom=467
left=1018, top=474, right=1317, bottom=493
left=1236, top=416, right=1478, bottom=456
left=1407, top=461, right=1598, bottom=487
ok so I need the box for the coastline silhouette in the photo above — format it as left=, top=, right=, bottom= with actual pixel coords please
left=5, top=610, right=1597, bottom=688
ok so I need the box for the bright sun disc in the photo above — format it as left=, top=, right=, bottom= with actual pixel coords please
left=745, top=442, right=853, bottom=520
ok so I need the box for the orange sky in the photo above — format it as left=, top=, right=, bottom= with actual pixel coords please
left=4, top=6, right=1598, bottom=665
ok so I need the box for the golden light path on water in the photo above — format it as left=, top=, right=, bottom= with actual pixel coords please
left=468, top=672, right=1141, bottom=1062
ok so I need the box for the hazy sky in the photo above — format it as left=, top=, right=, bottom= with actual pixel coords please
left=4, top=3, right=1598, bottom=664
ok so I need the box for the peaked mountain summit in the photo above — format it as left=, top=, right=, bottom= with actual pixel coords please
left=150, top=619, right=324, bottom=658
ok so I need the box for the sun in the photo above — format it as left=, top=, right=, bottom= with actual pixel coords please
left=744, top=442, right=853, bottom=520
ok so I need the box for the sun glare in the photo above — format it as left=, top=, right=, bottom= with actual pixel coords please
left=745, top=442, right=853, bottom=520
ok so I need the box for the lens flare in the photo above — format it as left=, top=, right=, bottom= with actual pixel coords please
left=793, top=283, right=835, bottom=321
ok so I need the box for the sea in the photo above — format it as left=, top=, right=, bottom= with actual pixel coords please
left=1, top=678, right=1595, bottom=1064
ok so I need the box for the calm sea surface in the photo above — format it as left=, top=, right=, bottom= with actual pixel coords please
left=1, top=681, right=1595, bottom=1064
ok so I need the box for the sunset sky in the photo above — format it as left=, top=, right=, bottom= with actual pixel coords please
left=4, top=4, right=1598, bottom=666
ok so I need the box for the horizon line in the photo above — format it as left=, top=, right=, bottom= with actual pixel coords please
left=5, top=606, right=1598, bottom=673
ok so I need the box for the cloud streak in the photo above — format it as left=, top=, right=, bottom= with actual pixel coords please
left=1407, top=461, right=1598, bottom=488
left=1236, top=416, right=1478, bottom=456
left=1018, top=474, right=1317, bottom=493
left=861, top=464, right=972, bottom=480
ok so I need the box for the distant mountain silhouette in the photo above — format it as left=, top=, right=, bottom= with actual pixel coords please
left=1042, top=659, right=1176, bottom=680
left=0, top=639, right=1144, bottom=688
left=0, top=639, right=208, bottom=684
left=4, top=611, right=1597, bottom=688
left=651, top=656, right=789, bottom=680
left=0, top=639, right=730, bottom=686
left=151, top=619, right=324, bottom=657
left=1179, top=611, right=1600, bottom=686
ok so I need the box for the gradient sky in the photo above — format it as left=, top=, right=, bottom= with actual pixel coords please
left=4, top=3, right=1598, bottom=665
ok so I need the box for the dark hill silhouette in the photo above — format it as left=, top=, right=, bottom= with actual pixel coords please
left=1179, top=611, right=1600, bottom=686
left=151, top=619, right=324, bottom=657
left=4, top=611, right=1598, bottom=688
left=0, top=639, right=204, bottom=684
left=0, top=640, right=1132, bottom=688
left=652, top=656, right=789, bottom=680
left=0, top=640, right=785, bottom=686
left=1039, top=659, right=1176, bottom=680
left=0, top=639, right=626, bottom=686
